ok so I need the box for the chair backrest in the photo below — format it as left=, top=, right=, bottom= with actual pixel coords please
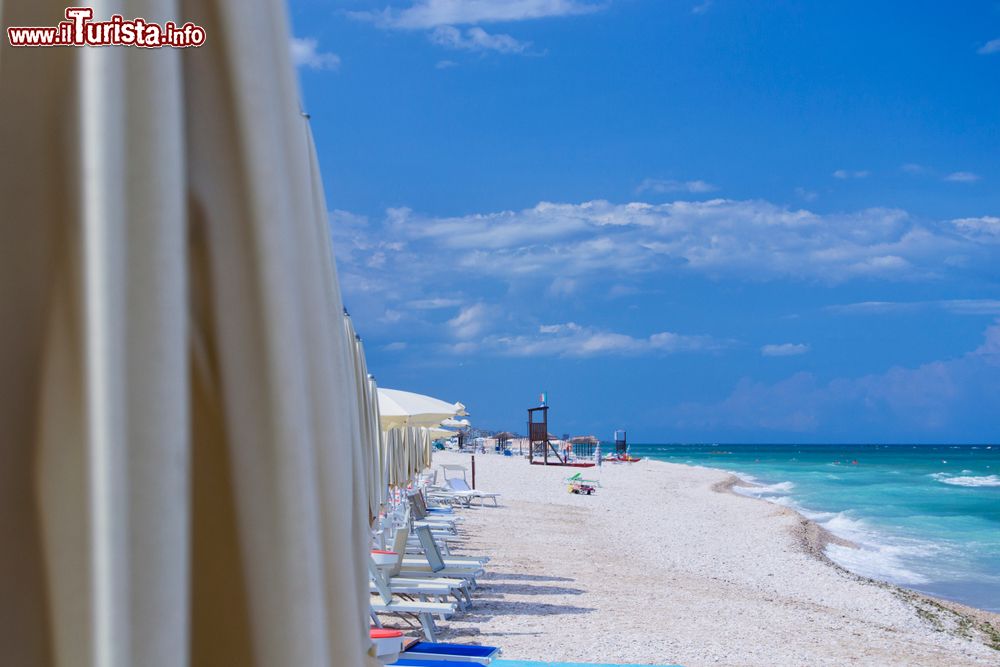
left=389, top=523, right=409, bottom=577
left=440, top=464, right=468, bottom=483
left=415, top=524, right=446, bottom=572
left=447, top=477, right=472, bottom=492
left=407, top=492, right=427, bottom=520
left=369, top=559, right=394, bottom=604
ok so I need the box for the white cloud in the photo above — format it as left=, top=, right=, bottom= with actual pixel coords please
left=761, top=343, right=810, bottom=357
left=691, top=1, right=713, bottom=14
left=410, top=298, right=464, bottom=309
left=328, top=202, right=1000, bottom=347
left=290, top=37, right=341, bottom=70
left=436, top=59, right=459, bottom=69
left=430, top=25, right=530, bottom=53
left=351, top=0, right=601, bottom=29
left=901, top=163, right=928, bottom=175
left=384, top=198, right=985, bottom=283
left=453, top=322, right=727, bottom=358
left=952, top=216, right=1000, bottom=243
left=384, top=342, right=409, bottom=351
left=637, top=178, right=718, bottom=194
left=828, top=299, right=1000, bottom=316
left=833, top=169, right=870, bottom=179
left=977, top=38, right=1000, bottom=55
left=448, top=303, right=494, bottom=339
left=944, top=171, right=981, bottom=183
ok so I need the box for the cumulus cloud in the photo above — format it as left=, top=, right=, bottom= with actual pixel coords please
left=290, top=37, right=341, bottom=70
left=382, top=198, right=993, bottom=284
left=944, top=171, right=980, bottom=183
left=351, top=0, right=602, bottom=29
left=448, top=303, right=494, bottom=339
left=637, top=178, right=718, bottom=194
left=669, top=321, right=1000, bottom=437
left=451, top=322, right=727, bottom=358
left=952, top=216, right=1000, bottom=243
left=430, top=25, right=530, bottom=53
left=328, top=200, right=1000, bottom=361
left=761, top=343, right=810, bottom=357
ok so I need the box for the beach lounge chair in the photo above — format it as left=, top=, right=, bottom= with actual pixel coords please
left=409, top=524, right=488, bottom=569
left=445, top=477, right=500, bottom=507
left=369, top=560, right=456, bottom=642
left=387, top=524, right=476, bottom=606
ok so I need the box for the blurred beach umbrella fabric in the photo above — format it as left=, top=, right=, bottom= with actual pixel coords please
left=0, top=1, right=377, bottom=666
left=344, top=313, right=382, bottom=521
left=377, top=387, right=466, bottom=429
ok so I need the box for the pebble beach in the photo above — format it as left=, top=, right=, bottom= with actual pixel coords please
left=433, top=451, right=1000, bottom=666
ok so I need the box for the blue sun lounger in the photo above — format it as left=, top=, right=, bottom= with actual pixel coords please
left=389, top=640, right=500, bottom=665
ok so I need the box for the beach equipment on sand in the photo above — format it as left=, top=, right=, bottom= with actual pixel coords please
left=0, top=0, right=375, bottom=663
left=565, top=472, right=600, bottom=495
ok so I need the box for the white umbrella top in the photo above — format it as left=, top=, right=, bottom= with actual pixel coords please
left=377, top=388, right=465, bottom=429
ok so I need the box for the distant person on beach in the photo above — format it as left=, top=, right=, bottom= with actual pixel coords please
left=595, top=443, right=602, bottom=467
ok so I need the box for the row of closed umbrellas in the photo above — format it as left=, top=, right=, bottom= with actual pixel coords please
left=346, top=314, right=469, bottom=519
left=1, top=1, right=466, bottom=664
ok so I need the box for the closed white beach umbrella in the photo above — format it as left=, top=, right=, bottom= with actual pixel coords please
left=344, top=313, right=381, bottom=522
left=0, top=1, right=376, bottom=665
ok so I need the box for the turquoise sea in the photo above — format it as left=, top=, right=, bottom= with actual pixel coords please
left=629, top=444, right=1000, bottom=612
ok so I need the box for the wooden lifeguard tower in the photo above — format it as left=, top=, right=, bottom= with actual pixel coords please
left=527, top=403, right=595, bottom=467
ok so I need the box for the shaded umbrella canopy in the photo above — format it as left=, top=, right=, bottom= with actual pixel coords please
left=377, top=388, right=466, bottom=430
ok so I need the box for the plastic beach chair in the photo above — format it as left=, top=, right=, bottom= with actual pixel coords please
left=445, top=478, right=500, bottom=507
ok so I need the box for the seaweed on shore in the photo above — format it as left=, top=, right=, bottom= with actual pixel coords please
left=895, top=589, right=1000, bottom=652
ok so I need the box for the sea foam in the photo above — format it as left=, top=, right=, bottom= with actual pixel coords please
left=932, top=473, right=1000, bottom=487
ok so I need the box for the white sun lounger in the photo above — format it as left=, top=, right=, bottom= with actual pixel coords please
left=369, top=561, right=456, bottom=642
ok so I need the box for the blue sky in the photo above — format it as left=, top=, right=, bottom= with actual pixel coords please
left=288, top=1, right=1000, bottom=442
